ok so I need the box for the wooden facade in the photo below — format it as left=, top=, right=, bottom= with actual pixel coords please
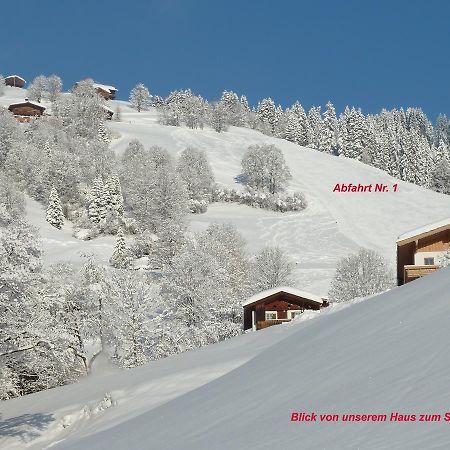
left=8, top=100, right=46, bottom=121
left=243, top=288, right=326, bottom=331
left=397, top=222, right=450, bottom=285
left=96, top=86, right=113, bottom=100
left=5, top=75, right=26, bottom=88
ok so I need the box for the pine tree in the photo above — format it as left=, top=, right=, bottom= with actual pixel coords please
left=110, top=227, right=131, bottom=268
left=257, top=98, right=278, bottom=133
left=46, top=187, right=64, bottom=229
left=88, top=176, right=104, bottom=223
left=284, top=114, right=302, bottom=144
left=319, top=101, right=338, bottom=154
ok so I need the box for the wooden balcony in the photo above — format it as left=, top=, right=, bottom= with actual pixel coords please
left=404, top=264, right=438, bottom=283
left=256, top=319, right=290, bottom=330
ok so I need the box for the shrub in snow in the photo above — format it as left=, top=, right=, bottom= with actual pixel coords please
left=211, top=186, right=307, bottom=212
left=46, top=187, right=64, bottom=229
left=188, top=199, right=208, bottom=213
left=328, top=248, right=395, bottom=303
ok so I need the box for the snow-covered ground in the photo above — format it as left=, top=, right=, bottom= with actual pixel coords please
left=2, top=266, right=450, bottom=449
left=2, top=86, right=450, bottom=292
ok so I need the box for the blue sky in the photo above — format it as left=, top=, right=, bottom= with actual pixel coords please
left=1, top=0, right=449, bottom=119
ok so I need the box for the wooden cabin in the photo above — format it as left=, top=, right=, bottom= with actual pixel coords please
left=93, top=83, right=117, bottom=100
left=5, top=75, right=26, bottom=88
left=243, top=287, right=327, bottom=331
left=8, top=99, right=46, bottom=122
left=397, top=218, right=450, bottom=285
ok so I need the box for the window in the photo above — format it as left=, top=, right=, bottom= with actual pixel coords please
left=424, top=257, right=435, bottom=265
left=288, top=310, right=302, bottom=319
left=265, top=311, right=277, bottom=320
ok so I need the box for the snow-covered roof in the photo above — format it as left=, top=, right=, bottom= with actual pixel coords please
left=93, top=83, right=117, bottom=93
left=6, top=75, right=26, bottom=82
left=242, top=286, right=323, bottom=307
left=102, top=105, right=114, bottom=114
left=396, top=218, right=450, bottom=243
left=8, top=99, right=46, bottom=110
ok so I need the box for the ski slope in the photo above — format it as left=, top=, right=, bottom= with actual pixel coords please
left=2, top=87, right=450, bottom=292
left=2, top=266, right=450, bottom=449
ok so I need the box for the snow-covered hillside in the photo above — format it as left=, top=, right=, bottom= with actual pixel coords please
left=2, top=86, right=450, bottom=293
left=2, top=265, right=450, bottom=449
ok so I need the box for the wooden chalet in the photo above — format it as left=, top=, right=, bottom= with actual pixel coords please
left=93, top=82, right=117, bottom=100
left=8, top=99, right=46, bottom=122
left=397, top=218, right=450, bottom=285
left=5, top=75, right=26, bottom=88
left=243, top=287, right=328, bottom=331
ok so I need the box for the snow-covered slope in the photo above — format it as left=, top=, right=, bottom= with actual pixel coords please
left=2, top=266, right=450, bottom=449
left=107, top=99, right=450, bottom=293
left=2, top=88, right=450, bottom=291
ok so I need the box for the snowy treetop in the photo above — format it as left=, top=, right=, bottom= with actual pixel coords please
left=242, top=286, right=323, bottom=307
left=396, top=217, right=450, bottom=243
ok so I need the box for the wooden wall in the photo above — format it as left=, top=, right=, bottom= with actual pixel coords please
left=417, top=229, right=450, bottom=251
left=9, top=106, right=43, bottom=116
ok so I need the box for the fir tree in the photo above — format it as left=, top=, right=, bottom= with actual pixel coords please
left=46, top=187, right=64, bottom=229
left=110, top=227, right=131, bottom=268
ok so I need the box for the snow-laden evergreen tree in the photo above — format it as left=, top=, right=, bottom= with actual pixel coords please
left=242, top=144, right=292, bottom=194
left=257, top=98, right=278, bottom=133
left=109, top=227, right=131, bottom=268
left=106, top=174, right=124, bottom=216
left=284, top=113, right=302, bottom=144
left=103, top=270, right=160, bottom=368
left=339, top=107, right=367, bottom=160
left=328, top=249, right=394, bottom=303
left=251, top=246, right=294, bottom=291
left=307, top=106, right=322, bottom=149
left=430, top=158, right=450, bottom=194
left=46, top=186, right=64, bottom=229
left=434, top=114, right=450, bottom=146
left=28, top=75, right=47, bottom=102
left=129, top=83, right=152, bottom=112
left=0, top=74, right=5, bottom=96
left=88, top=176, right=104, bottom=223
left=319, top=101, right=338, bottom=154
left=177, top=147, right=215, bottom=201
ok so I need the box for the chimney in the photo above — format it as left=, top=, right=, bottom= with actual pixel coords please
left=25, top=97, right=29, bottom=101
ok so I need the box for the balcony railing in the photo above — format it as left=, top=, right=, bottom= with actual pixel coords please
left=257, top=319, right=291, bottom=330
left=404, top=264, right=438, bottom=283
